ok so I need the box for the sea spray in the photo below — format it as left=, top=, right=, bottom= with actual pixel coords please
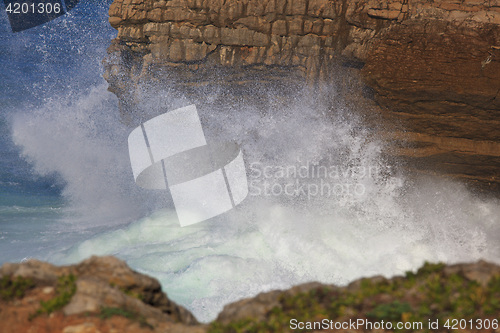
left=1, top=0, right=499, bottom=322
left=8, top=82, right=500, bottom=322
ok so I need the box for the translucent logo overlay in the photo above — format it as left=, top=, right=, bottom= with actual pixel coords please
left=128, top=105, right=249, bottom=227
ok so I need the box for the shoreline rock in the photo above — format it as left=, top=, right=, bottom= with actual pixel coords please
left=0, top=256, right=200, bottom=333
left=1, top=256, right=499, bottom=332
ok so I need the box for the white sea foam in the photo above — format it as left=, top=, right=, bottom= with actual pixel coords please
left=8, top=82, right=500, bottom=323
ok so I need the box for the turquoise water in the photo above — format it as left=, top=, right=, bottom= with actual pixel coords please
left=0, top=103, right=66, bottom=262
left=1, top=1, right=499, bottom=323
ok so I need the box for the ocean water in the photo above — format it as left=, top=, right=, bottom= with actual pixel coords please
left=1, top=1, right=499, bottom=323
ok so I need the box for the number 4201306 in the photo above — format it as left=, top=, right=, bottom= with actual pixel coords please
left=444, top=318, right=498, bottom=330
left=6, top=2, right=62, bottom=14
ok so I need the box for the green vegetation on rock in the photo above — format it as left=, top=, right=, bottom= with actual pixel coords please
left=100, top=307, right=152, bottom=328
left=100, top=306, right=138, bottom=320
left=34, top=274, right=76, bottom=317
left=0, top=275, right=35, bottom=301
left=208, top=262, right=500, bottom=333
left=367, top=301, right=412, bottom=322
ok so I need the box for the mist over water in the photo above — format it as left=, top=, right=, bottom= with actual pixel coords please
left=1, top=0, right=499, bottom=323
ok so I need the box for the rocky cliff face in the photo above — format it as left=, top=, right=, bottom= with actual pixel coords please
left=103, top=0, right=500, bottom=191
left=1, top=257, right=499, bottom=332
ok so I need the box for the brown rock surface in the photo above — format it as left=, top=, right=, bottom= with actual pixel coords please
left=214, top=260, right=500, bottom=329
left=103, top=0, right=500, bottom=191
left=1, top=257, right=499, bottom=332
left=0, top=256, right=201, bottom=333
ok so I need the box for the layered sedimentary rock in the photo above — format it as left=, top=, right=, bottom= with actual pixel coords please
left=103, top=0, right=500, bottom=190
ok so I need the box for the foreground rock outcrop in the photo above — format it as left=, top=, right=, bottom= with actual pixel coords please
left=1, top=257, right=499, bottom=332
left=0, top=256, right=201, bottom=333
left=213, top=260, right=500, bottom=332
left=103, top=0, right=500, bottom=191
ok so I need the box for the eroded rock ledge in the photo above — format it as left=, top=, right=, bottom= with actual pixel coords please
left=1, top=257, right=499, bottom=332
left=103, top=0, right=500, bottom=191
